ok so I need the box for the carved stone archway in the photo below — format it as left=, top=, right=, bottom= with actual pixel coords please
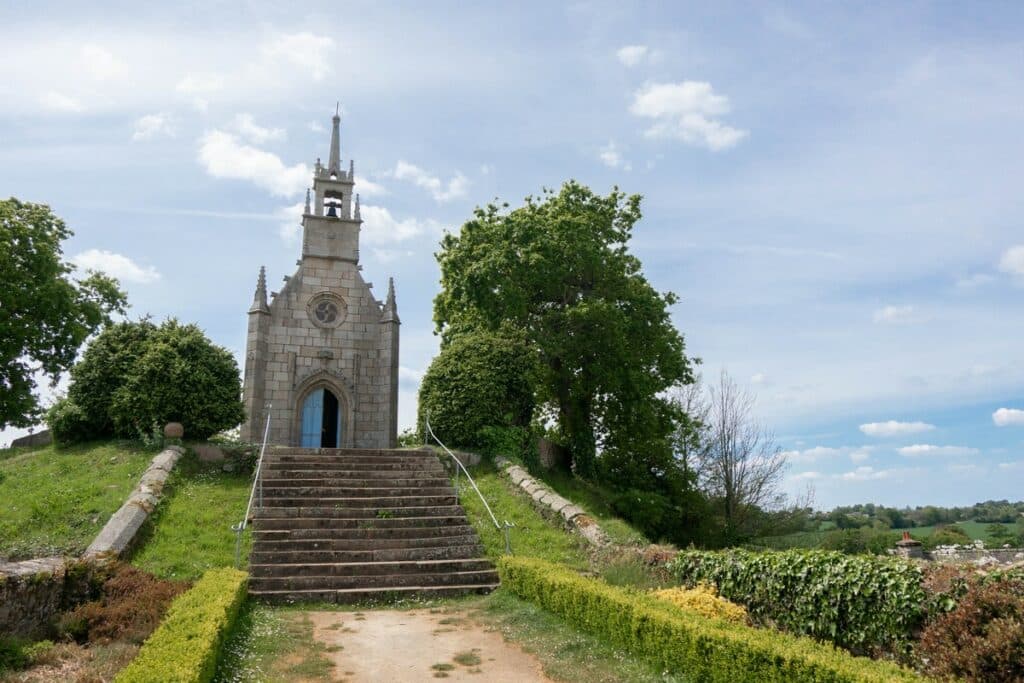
left=292, top=370, right=356, bottom=448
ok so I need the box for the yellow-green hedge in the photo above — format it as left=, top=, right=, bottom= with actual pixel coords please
left=498, top=557, right=924, bottom=683
left=115, top=568, right=247, bottom=683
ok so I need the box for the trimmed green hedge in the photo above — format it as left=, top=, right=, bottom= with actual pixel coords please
left=666, top=549, right=925, bottom=653
left=115, top=568, right=247, bottom=683
left=498, top=556, right=923, bottom=682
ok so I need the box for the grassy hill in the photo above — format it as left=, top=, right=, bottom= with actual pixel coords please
left=0, top=442, right=153, bottom=560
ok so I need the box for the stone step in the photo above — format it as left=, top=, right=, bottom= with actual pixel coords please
left=260, top=476, right=452, bottom=487
left=254, top=524, right=476, bottom=540
left=266, top=448, right=430, bottom=456
left=248, top=568, right=500, bottom=591
left=252, top=533, right=481, bottom=550
left=262, top=461, right=446, bottom=472
left=253, top=514, right=469, bottom=530
left=249, top=557, right=494, bottom=577
left=260, top=496, right=458, bottom=509
left=250, top=544, right=484, bottom=566
left=263, top=453, right=439, bottom=464
left=249, top=583, right=498, bottom=605
left=260, top=486, right=455, bottom=498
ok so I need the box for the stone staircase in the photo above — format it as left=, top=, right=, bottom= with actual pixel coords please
left=248, top=447, right=499, bottom=604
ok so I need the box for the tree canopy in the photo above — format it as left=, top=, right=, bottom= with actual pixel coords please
left=48, top=318, right=245, bottom=442
left=432, top=181, right=696, bottom=485
left=0, top=198, right=127, bottom=429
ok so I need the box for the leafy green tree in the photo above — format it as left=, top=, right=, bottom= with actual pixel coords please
left=48, top=319, right=245, bottom=442
left=0, top=198, right=126, bottom=428
left=433, top=181, right=695, bottom=480
left=417, top=327, right=535, bottom=449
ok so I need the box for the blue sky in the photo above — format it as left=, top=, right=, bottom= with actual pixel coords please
left=2, top=1, right=1022, bottom=509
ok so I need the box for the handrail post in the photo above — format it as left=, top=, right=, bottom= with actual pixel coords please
left=425, top=413, right=511, bottom=555
left=233, top=404, right=273, bottom=569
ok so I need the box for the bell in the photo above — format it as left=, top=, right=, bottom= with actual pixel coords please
left=326, top=203, right=338, bottom=218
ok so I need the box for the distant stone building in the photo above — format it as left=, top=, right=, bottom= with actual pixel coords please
left=241, top=111, right=399, bottom=448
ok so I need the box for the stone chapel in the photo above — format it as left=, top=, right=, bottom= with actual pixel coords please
left=240, top=110, right=400, bottom=448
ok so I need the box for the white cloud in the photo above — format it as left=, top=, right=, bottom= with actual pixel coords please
left=781, top=445, right=873, bottom=464
left=232, top=113, right=285, bottom=144
left=399, top=366, right=423, bottom=389
left=790, top=471, right=821, bottom=481
left=40, top=91, right=83, bottom=113
left=993, top=408, right=1024, bottom=427
left=371, top=248, right=415, bottom=263
left=390, top=161, right=468, bottom=203
left=751, top=372, right=768, bottom=385
left=859, top=420, right=936, bottom=437
left=955, top=272, right=995, bottom=289
left=872, top=305, right=919, bottom=324
left=175, top=72, right=226, bottom=110
left=839, top=466, right=893, bottom=481
left=360, top=205, right=442, bottom=245
left=616, top=45, right=649, bottom=67
left=262, top=32, right=334, bottom=81
left=598, top=141, right=630, bottom=170
left=308, top=120, right=325, bottom=133
left=132, top=113, right=175, bottom=141
left=998, top=245, right=1024, bottom=277
left=198, top=130, right=309, bottom=197
left=355, top=177, right=388, bottom=198
left=997, top=461, right=1024, bottom=471
left=629, top=81, right=748, bottom=150
left=72, top=249, right=160, bottom=284
left=80, top=44, right=125, bottom=81
left=276, top=202, right=306, bottom=243
left=898, top=444, right=978, bottom=457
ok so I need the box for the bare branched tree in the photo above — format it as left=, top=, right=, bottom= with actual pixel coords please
left=695, top=370, right=789, bottom=539
left=669, top=375, right=711, bottom=479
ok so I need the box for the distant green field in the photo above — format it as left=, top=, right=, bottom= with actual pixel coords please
left=759, top=520, right=1019, bottom=551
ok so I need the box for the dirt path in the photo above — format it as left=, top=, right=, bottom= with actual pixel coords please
left=309, top=608, right=553, bottom=682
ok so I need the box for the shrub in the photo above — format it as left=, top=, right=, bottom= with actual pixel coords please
left=59, top=562, right=189, bottom=644
left=820, top=528, right=902, bottom=555
left=917, top=569, right=1024, bottom=682
left=47, top=319, right=245, bottom=444
left=0, top=638, right=54, bottom=673
left=498, top=556, right=921, bottom=682
left=115, top=567, right=247, bottom=683
left=417, top=328, right=535, bottom=449
left=651, top=584, right=748, bottom=624
left=666, top=549, right=925, bottom=655
left=475, top=424, right=539, bottom=468
left=921, top=524, right=971, bottom=550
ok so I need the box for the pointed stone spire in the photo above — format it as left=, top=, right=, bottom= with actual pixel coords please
left=327, top=104, right=341, bottom=176
left=381, top=277, right=399, bottom=323
left=249, top=266, right=270, bottom=314
left=354, top=193, right=361, bottom=220
left=304, top=188, right=311, bottom=214
left=349, top=159, right=354, bottom=180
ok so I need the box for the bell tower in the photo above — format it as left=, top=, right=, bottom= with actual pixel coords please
left=302, top=105, right=361, bottom=263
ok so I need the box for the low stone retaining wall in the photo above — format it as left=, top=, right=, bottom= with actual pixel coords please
left=0, top=557, right=100, bottom=639
left=84, top=445, right=185, bottom=559
left=495, top=456, right=609, bottom=547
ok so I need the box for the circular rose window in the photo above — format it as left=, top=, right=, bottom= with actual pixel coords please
left=307, top=292, right=347, bottom=328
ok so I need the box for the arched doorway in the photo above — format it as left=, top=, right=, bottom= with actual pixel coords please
left=299, top=387, right=342, bottom=448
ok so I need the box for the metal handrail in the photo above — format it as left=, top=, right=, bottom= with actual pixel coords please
left=232, top=404, right=272, bottom=568
left=425, top=415, right=514, bottom=554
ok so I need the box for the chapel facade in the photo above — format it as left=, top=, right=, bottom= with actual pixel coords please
left=240, top=111, right=400, bottom=448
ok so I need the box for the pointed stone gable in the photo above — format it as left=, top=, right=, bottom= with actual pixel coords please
left=241, top=111, right=400, bottom=448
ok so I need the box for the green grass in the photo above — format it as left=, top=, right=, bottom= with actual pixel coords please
left=459, top=462, right=589, bottom=569
left=128, top=452, right=253, bottom=579
left=529, top=468, right=648, bottom=546
left=214, top=602, right=335, bottom=682
left=0, top=442, right=153, bottom=560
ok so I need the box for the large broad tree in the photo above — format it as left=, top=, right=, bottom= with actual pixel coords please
left=0, top=198, right=126, bottom=429
left=433, top=181, right=695, bottom=481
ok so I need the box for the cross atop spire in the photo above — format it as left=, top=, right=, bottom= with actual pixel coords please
left=327, top=107, right=341, bottom=176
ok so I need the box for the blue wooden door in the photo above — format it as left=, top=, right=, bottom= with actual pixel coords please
left=300, top=389, right=324, bottom=447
